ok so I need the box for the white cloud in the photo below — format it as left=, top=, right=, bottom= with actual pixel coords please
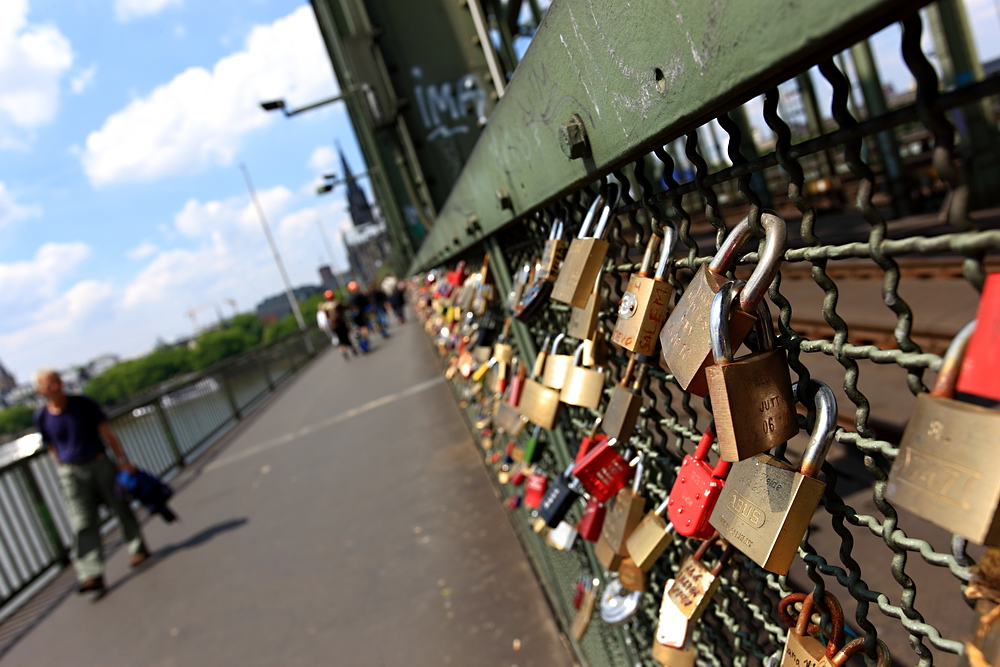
left=70, top=64, right=97, bottom=94
left=126, top=242, right=158, bottom=260
left=114, top=0, right=183, bottom=23
left=308, top=145, right=336, bottom=171
left=0, top=0, right=74, bottom=144
left=81, top=6, right=337, bottom=186
left=174, top=185, right=294, bottom=238
left=0, top=182, right=41, bottom=228
left=0, top=242, right=90, bottom=305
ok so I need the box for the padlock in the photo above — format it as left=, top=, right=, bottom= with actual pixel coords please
left=521, top=425, right=545, bottom=464
left=517, top=337, right=562, bottom=429
left=709, top=379, right=837, bottom=575
left=567, top=264, right=604, bottom=341
left=492, top=318, right=514, bottom=365
left=597, top=457, right=648, bottom=570
left=569, top=577, right=599, bottom=641
left=958, top=273, right=1000, bottom=401
left=506, top=261, right=533, bottom=313
left=599, top=576, right=642, bottom=625
left=574, top=417, right=608, bottom=464
left=625, top=496, right=674, bottom=571
left=494, top=395, right=529, bottom=436
left=668, top=425, right=732, bottom=540
left=524, top=470, right=548, bottom=508
left=505, top=494, right=522, bottom=509
left=667, top=534, right=736, bottom=622
left=560, top=343, right=606, bottom=409
left=538, top=219, right=567, bottom=281
left=656, top=579, right=691, bottom=650
left=830, top=637, right=890, bottom=666
left=602, top=355, right=649, bottom=442
left=547, top=520, right=578, bottom=550
left=618, top=557, right=647, bottom=592
left=578, top=496, right=606, bottom=542
left=706, top=279, right=798, bottom=462
left=512, top=268, right=553, bottom=324
left=507, top=360, right=526, bottom=407
left=510, top=463, right=527, bottom=486
left=778, top=591, right=845, bottom=667
left=659, top=212, right=787, bottom=396
left=470, top=255, right=495, bottom=316
left=551, top=183, right=621, bottom=308
left=573, top=436, right=633, bottom=503
left=539, top=464, right=581, bottom=528
left=611, top=219, right=678, bottom=357
left=651, top=642, right=696, bottom=667
left=541, top=333, right=574, bottom=390
left=887, top=320, right=1000, bottom=545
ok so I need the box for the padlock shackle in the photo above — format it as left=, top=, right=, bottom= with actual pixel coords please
left=631, top=452, right=644, bottom=494
left=630, top=362, right=649, bottom=393
left=711, top=543, right=736, bottom=576
left=653, top=495, right=671, bottom=516
left=932, top=319, right=975, bottom=398
left=693, top=425, right=717, bottom=462
left=578, top=184, right=619, bottom=239
left=795, top=380, right=838, bottom=479
left=638, top=232, right=660, bottom=277
left=795, top=592, right=847, bottom=660
left=618, top=354, right=638, bottom=388
left=754, top=300, right=776, bottom=352
left=711, top=457, right=731, bottom=479
left=531, top=334, right=553, bottom=380
left=551, top=332, right=567, bottom=355
left=572, top=342, right=586, bottom=367
left=709, top=280, right=747, bottom=363
left=831, top=637, right=890, bottom=666
left=549, top=219, right=564, bottom=241
left=707, top=212, right=787, bottom=311
left=653, top=220, right=679, bottom=281
left=693, top=531, right=721, bottom=561
left=591, top=183, right=621, bottom=241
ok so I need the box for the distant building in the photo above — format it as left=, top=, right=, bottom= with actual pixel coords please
left=0, top=360, right=14, bottom=393
left=255, top=286, right=322, bottom=323
left=342, top=152, right=374, bottom=228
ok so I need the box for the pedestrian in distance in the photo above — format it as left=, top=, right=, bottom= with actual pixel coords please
left=328, top=298, right=358, bottom=361
left=369, top=281, right=391, bottom=338
left=388, top=279, right=407, bottom=324
left=316, top=292, right=335, bottom=344
left=32, top=368, right=151, bottom=597
left=347, top=281, right=371, bottom=353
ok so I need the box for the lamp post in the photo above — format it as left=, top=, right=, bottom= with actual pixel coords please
left=259, top=91, right=350, bottom=117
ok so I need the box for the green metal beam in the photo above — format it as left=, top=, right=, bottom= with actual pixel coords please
left=410, top=0, right=929, bottom=273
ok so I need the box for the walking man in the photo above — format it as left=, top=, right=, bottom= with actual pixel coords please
left=33, top=368, right=151, bottom=595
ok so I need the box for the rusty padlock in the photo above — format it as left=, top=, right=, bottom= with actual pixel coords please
left=560, top=342, right=606, bottom=409
left=778, top=591, right=845, bottom=667
left=668, top=424, right=732, bottom=540
left=654, top=579, right=694, bottom=661
left=667, top=534, right=736, bottom=622
left=611, top=218, right=678, bottom=357
left=551, top=183, right=620, bottom=308
left=710, top=380, right=837, bottom=575
left=573, top=436, right=634, bottom=503
left=706, top=279, right=798, bottom=462
left=887, top=319, right=1000, bottom=545
left=602, top=355, right=650, bottom=443
left=830, top=637, right=890, bottom=666
left=658, top=212, right=787, bottom=396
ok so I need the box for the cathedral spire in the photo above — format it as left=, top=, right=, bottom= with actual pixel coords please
left=339, top=147, right=374, bottom=228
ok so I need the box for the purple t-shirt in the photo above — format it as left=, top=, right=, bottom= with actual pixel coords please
left=34, top=396, right=108, bottom=464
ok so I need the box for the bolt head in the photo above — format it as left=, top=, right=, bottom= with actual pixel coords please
left=558, top=114, right=590, bottom=160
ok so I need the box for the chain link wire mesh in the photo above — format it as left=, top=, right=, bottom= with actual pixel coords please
left=432, top=5, right=1000, bottom=666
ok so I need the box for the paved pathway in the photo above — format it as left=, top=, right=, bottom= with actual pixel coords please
left=1, top=317, right=575, bottom=667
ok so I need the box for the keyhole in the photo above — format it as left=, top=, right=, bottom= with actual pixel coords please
left=654, top=67, right=666, bottom=93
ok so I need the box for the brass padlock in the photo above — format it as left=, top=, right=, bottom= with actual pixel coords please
left=602, top=356, right=648, bottom=442
left=625, top=496, right=674, bottom=571
left=706, top=280, right=798, bottom=462
left=597, top=457, right=648, bottom=570
left=617, top=557, right=646, bottom=592
left=541, top=333, right=574, bottom=390
left=492, top=318, right=514, bottom=365
left=560, top=343, right=606, bottom=409
left=658, top=212, right=787, bottom=396
left=570, top=577, right=599, bottom=641
left=517, top=336, right=562, bottom=429
left=611, top=219, right=678, bottom=357
left=537, top=219, right=567, bottom=282
left=778, top=591, right=845, bottom=667
left=494, top=401, right=529, bottom=436
left=667, top=534, right=736, bottom=622
left=551, top=184, right=620, bottom=308
left=598, top=576, right=642, bottom=624
left=886, top=320, right=1000, bottom=545
left=567, top=265, right=604, bottom=341
left=709, top=380, right=837, bottom=575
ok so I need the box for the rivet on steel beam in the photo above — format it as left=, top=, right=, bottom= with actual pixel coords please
left=496, top=187, right=513, bottom=211
left=558, top=113, right=590, bottom=160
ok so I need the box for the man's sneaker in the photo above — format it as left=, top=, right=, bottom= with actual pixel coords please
left=129, top=549, right=151, bottom=568
left=77, top=576, right=105, bottom=594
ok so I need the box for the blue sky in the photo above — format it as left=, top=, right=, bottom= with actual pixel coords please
left=0, top=0, right=366, bottom=382
left=1, top=0, right=998, bottom=384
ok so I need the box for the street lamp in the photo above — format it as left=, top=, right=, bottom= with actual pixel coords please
left=259, top=91, right=350, bottom=118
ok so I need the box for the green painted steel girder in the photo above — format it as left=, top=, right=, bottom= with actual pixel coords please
left=410, top=0, right=928, bottom=273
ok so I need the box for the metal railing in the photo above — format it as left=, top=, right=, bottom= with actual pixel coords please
left=0, top=329, right=328, bottom=619
left=419, top=0, right=1000, bottom=665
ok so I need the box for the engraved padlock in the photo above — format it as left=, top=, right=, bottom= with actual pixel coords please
left=539, top=464, right=582, bottom=528
left=602, top=355, right=649, bottom=442
left=541, top=333, right=574, bottom=390
left=655, top=579, right=692, bottom=652
left=567, top=264, right=604, bottom=341
left=517, top=336, right=562, bottom=429
left=596, top=457, right=648, bottom=571
left=618, top=557, right=647, bottom=592
left=707, top=280, right=798, bottom=462
left=778, top=591, right=845, bottom=667
left=573, top=436, right=633, bottom=503
left=551, top=183, right=620, bottom=308
left=599, top=576, right=642, bottom=625
left=560, top=343, right=606, bottom=409
left=659, top=212, right=788, bottom=396
left=668, top=425, right=732, bottom=540
left=667, top=534, right=736, bottom=622
left=611, top=219, right=678, bottom=357
left=887, top=320, right=1000, bottom=545
left=578, top=495, right=607, bottom=542
left=538, top=219, right=567, bottom=282
left=625, top=496, right=674, bottom=571
left=709, top=380, right=837, bottom=575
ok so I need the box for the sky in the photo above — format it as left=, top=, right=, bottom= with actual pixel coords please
left=0, top=0, right=367, bottom=382
left=1, top=0, right=999, bottom=385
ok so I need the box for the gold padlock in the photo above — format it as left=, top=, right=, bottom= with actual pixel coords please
left=602, top=356, right=648, bottom=442
left=658, top=212, right=787, bottom=396
left=667, top=535, right=736, bottom=622
left=706, top=280, right=798, bottom=462
left=886, top=320, right=1000, bottom=545
left=597, top=457, right=648, bottom=570
left=494, top=402, right=529, bottom=436
left=709, top=380, right=837, bottom=575
left=551, top=184, right=620, bottom=308
left=567, top=265, right=604, bottom=341
left=537, top=219, right=567, bottom=282
left=617, top=557, right=646, bottom=592
left=541, top=333, right=574, bottom=390
left=625, top=496, right=674, bottom=571
left=611, top=219, right=677, bottom=357
left=560, top=343, right=606, bottom=409
left=517, top=336, right=562, bottom=429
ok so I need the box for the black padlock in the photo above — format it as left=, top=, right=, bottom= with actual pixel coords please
left=512, top=279, right=553, bottom=323
left=539, top=464, right=582, bottom=527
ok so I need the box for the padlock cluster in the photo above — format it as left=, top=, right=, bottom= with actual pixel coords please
left=413, top=191, right=1000, bottom=666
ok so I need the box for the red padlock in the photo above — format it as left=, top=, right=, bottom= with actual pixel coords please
left=506, top=494, right=522, bottom=509
left=957, top=273, right=1000, bottom=401
left=668, top=425, right=731, bottom=539
left=505, top=440, right=517, bottom=461
left=573, top=437, right=634, bottom=504
left=524, top=471, right=549, bottom=508
left=508, top=361, right=527, bottom=407
left=578, top=496, right=607, bottom=542
left=510, top=464, right=527, bottom=486
left=576, top=418, right=609, bottom=464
